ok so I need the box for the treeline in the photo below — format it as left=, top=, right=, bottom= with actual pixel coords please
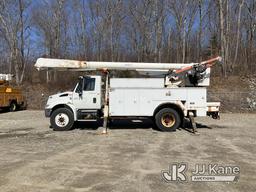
left=0, top=0, right=255, bottom=84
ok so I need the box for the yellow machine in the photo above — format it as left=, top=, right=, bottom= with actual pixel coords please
left=0, top=74, right=26, bottom=111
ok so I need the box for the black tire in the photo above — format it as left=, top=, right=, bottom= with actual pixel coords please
left=10, top=102, right=17, bottom=112
left=155, top=108, right=181, bottom=132
left=50, top=108, right=74, bottom=131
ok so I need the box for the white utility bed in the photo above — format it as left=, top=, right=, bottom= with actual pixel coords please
left=109, top=78, right=208, bottom=117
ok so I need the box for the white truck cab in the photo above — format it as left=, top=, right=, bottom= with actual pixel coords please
left=45, top=76, right=102, bottom=130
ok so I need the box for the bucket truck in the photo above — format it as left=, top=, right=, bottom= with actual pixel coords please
left=35, top=57, right=221, bottom=132
left=0, top=74, right=26, bottom=111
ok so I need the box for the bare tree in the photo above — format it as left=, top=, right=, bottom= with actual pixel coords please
left=244, top=0, right=256, bottom=72
left=32, top=0, right=68, bottom=58
left=198, top=0, right=203, bottom=61
left=127, top=0, right=156, bottom=62
left=218, top=0, right=227, bottom=76
left=32, top=0, right=68, bottom=82
left=0, top=0, right=30, bottom=84
left=168, top=0, right=197, bottom=63
left=234, top=0, right=245, bottom=67
left=153, top=0, right=165, bottom=62
left=72, top=0, right=89, bottom=59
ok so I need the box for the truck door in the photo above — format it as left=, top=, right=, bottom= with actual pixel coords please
left=73, top=76, right=101, bottom=109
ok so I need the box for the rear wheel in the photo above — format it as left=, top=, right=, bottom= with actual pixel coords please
left=50, top=108, right=74, bottom=131
left=10, top=102, right=17, bottom=112
left=155, top=108, right=181, bottom=132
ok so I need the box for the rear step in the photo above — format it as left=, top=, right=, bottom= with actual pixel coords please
left=77, top=109, right=99, bottom=120
left=207, top=102, right=220, bottom=119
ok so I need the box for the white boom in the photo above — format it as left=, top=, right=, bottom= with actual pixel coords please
left=35, top=58, right=221, bottom=72
left=35, top=57, right=222, bottom=86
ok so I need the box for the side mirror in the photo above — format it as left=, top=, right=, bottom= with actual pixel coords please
left=79, top=91, right=83, bottom=96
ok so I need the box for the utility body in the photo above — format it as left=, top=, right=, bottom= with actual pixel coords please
left=35, top=57, right=221, bottom=132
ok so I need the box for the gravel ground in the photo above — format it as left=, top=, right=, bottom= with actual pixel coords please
left=0, top=111, right=255, bottom=192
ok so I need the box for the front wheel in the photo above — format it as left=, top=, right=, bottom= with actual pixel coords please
left=50, top=108, right=74, bottom=131
left=155, top=108, right=181, bottom=132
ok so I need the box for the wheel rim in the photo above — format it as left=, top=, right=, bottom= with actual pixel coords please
left=161, top=113, right=176, bottom=128
left=55, top=113, right=69, bottom=127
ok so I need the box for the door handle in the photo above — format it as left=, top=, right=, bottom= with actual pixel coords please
left=93, top=98, right=96, bottom=103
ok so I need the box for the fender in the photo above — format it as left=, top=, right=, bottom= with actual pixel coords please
left=153, top=101, right=186, bottom=119
left=51, top=104, right=78, bottom=121
left=66, top=104, right=78, bottom=121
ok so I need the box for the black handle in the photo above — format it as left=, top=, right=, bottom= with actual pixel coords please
left=93, top=98, right=96, bottom=103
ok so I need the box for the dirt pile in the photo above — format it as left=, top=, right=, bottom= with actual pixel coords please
left=22, top=84, right=52, bottom=109
left=245, top=76, right=256, bottom=110
left=22, top=83, right=72, bottom=110
left=208, top=75, right=256, bottom=112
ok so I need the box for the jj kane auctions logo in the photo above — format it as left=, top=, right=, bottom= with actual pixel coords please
left=162, top=163, right=240, bottom=182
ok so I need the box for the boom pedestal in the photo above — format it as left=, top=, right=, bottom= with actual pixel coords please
left=102, top=72, right=109, bottom=134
